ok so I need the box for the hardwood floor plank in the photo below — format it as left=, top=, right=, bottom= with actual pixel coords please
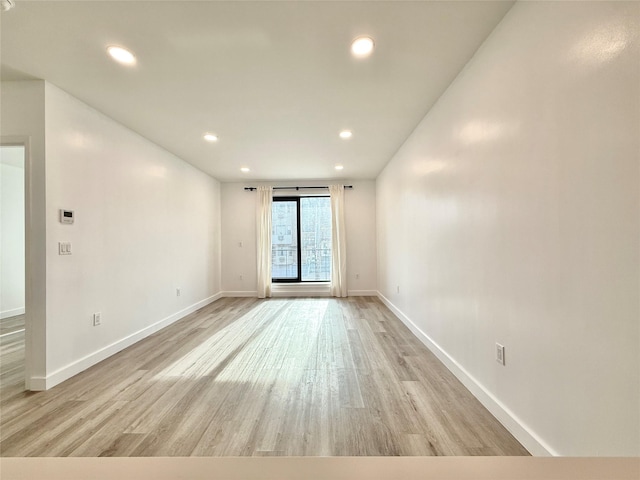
left=97, top=433, right=147, bottom=457
left=0, top=400, right=86, bottom=456
left=26, top=400, right=129, bottom=457
left=0, top=297, right=529, bottom=457
left=0, top=315, right=25, bottom=336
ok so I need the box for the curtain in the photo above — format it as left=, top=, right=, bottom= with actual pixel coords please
left=329, top=184, right=347, bottom=297
left=256, top=186, right=273, bottom=298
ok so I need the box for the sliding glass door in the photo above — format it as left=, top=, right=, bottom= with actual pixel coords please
left=272, top=196, right=331, bottom=282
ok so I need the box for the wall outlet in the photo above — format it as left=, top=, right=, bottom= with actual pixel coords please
left=93, top=312, right=101, bottom=326
left=496, top=343, right=505, bottom=365
left=176, top=288, right=181, bottom=297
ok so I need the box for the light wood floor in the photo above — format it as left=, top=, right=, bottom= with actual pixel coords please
left=0, top=314, right=25, bottom=336
left=0, top=298, right=529, bottom=457
left=0, top=314, right=25, bottom=391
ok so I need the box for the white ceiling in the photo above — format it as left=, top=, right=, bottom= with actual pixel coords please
left=0, top=1, right=514, bottom=181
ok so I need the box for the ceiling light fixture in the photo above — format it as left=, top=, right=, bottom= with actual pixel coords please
left=1, top=0, right=15, bottom=12
left=351, top=36, right=374, bottom=58
left=203, top=133, right=218, bottom=143
left=107, top=46, right=136, bottom=66
left=335, top=164, right=344, bottom=171
left=339, top=130, right=352, bottom=139
left=240, top=167, right=250, bottom=173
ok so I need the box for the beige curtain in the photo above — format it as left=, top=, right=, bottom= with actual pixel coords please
left=256, top=186, right=273, bottom=298
left=329, top=185, right=347, bottom=297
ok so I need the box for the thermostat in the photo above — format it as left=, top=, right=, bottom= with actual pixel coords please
left=60, top=209, right=74, bottom=224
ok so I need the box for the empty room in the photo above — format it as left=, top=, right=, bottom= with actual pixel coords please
left=0, top=0, right=638, bottom=478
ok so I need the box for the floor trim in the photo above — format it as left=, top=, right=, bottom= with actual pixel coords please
left=272, top=283, right=331, bottom=297
left=35, top=293, right=223, bottom=390
left=221, top=290, right=377, bottom=298
left=222, top=290, right=259, bottom=297
left=1, top=307, right=25, bottom=320
left=347, top=290, right=377, bottom=296
left=376, top=291, right=555, bottom=457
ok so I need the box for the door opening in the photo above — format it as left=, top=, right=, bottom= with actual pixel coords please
left=0, top=144, right=27, bottom=390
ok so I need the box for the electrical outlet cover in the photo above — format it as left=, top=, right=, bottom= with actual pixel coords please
left=496, top=343, right=505, bottom=365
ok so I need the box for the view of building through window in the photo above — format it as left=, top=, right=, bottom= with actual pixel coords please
left=272, top=200, right=298, bottom=280
left=272, top=197, right=331, bottom=282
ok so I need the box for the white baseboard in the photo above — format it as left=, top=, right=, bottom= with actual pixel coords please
left=272, top=283, right=331, bottom=297
left=37, top=293, right=223, bottom=391
left=376, top=291, right=556, bottom=457
left=347, top=290, right=377, bottom=296
left=209, top=292, right=224, bottom=302
left=27, top=376, right=47, bottom=391
left=1, top=307, right=25, bottom=319
left=221, top=289, right=377, bottom=298
left=222, top=291, right=258, bottom=297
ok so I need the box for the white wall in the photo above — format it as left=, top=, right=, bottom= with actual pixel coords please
left=221, top=180, right=376, bottom=296
left=0, top=146, right=26, bottom=318
left=2, top=81, right=222, bottom=389
left=376, top=1, right=639, bottom=456
left=41, top=83, right=221, bottom=386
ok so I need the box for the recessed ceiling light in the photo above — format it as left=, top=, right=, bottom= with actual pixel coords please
left=240, top=167, right=250, bottom=173
left=351, top=36, right=374, bottom=58
left=107, top=46, right=136, bottom=65
left=339, top=130, right=352, bottom=139
left=1, top=0, right=15, bottom=12
left=335, top=164, right=344, bottom=171
left=203, top=133, right=218, bottom=143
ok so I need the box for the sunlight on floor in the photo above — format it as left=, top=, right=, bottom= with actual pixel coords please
left=154, top=299, right=330, bottom=383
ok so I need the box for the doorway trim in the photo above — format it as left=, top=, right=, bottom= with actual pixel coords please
left=1, top=136, right=35, bottom=390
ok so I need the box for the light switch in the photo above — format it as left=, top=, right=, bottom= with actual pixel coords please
left=58, top=242, right=72, bottom=255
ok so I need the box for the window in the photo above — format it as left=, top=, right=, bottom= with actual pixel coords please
left=272, top=196, right=331, bottom=282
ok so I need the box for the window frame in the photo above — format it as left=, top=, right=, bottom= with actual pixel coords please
left=271, top=195, right=330, bottom=283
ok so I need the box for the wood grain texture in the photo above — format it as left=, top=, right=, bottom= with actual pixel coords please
left=0, top=298, right=529, bottom=457
left=0, top=315, right=25, bottom=391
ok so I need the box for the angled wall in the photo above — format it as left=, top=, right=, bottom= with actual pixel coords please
left=2, top=80, right=222, bottom=389
left=42, top=83, right=222, bottom=387
left=376, top=1, right=639, bottom=456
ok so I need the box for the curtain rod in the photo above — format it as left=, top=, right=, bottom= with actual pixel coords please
left=244, top=185, right=353, bottom=191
